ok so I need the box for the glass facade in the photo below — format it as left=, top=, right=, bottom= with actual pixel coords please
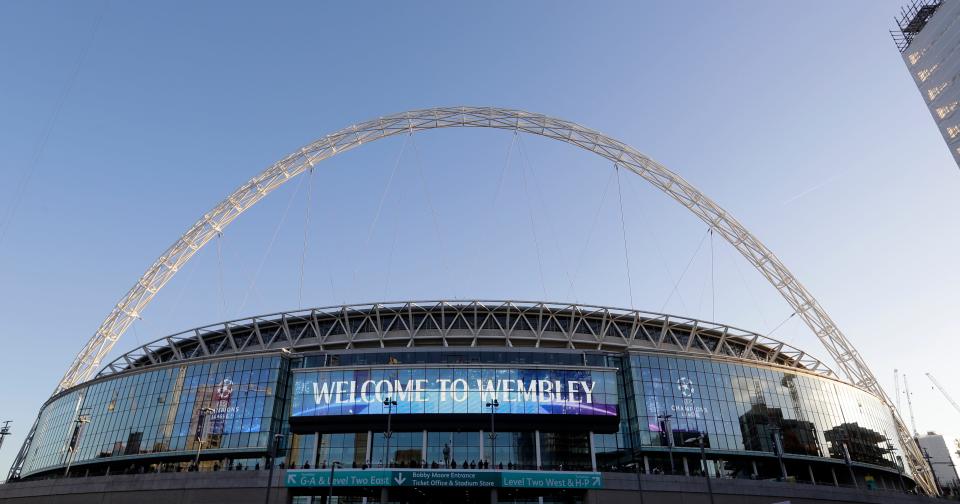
left=624, top=354, right=906, bottom=471
left=18, top=347, right=910, bottom=485
left=22, top=356, right=285, bottom=475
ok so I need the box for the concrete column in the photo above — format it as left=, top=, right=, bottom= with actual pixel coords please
left=643, top=456, right=650, bottom=475
left=490, top=488, right=498, bottom=504
left=311, top=433, right=320, bottom=467
left=535, top=430, right=542, bottom=469
left=751, top=460, right=758, bottom=478
left=422, top=430, right=427, bottom=466
left=588, top=432, right=597, bottom=471
left=479, top=430, right=484, bottom=464
left=380, top=487, right=388, bottom=504
left=365, top=431, right=373, bottom=466
left=682, top=457, right=689, bottom=476
left=808, top=464, right=816, bottom=485
left=831, top=467, right=839, bottom=487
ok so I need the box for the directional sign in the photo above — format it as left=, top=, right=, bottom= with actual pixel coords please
left=285, top=469, right=602, bottom=489
left=501, top=471, right=603, bottom=489
left=285, top=469, right=391, bottom=488
left=392, top=469, right=500, bottom=488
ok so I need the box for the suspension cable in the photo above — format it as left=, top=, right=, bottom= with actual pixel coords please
left=215, top=232, right=227, bottom=319
left=710, top=228, right=716, bottom=322
left=622, top=174, right=691, bottom=313
left=131, top=320, right=142, bottom=348
left=350, top=133, right=410, bottom=291
left=515, top=136, right=549, bottom=300
left=516, top=134, right=578, bottom=302
left=381, top=176, right=407, bottom=301
left=409, top=132, right=455, bottom=298
left=238, top=174, right=307, bottom=313
left=298, top=167, right=315, bottom=309
left=166, top=255, right=200, bottom=319
left=566, top=168, right=616, bottom=302
left=720, top=235, right=770, bottom=329
left=614, top=164, right=635, bottom=309
left=364, top=133, right=409, bottom=244
left=768, top=311, right=797, bottom=337
left=659, top=228, right=711, bottom=313
left=0, top=0, right=108, bottom=250
left=465, top=130, right=518, bottom=297
left=378, top=135, right=414, bottom=300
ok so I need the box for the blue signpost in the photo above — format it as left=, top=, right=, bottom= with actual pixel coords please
left=285, top=469, right=603, bottom=490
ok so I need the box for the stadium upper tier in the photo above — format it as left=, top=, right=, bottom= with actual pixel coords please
left=94, top=300, right=837, bottom=383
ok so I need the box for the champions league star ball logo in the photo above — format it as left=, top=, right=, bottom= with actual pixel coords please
left=215, top=378, right=234, bottom=400
left=677, top=377, right=695, bottom=398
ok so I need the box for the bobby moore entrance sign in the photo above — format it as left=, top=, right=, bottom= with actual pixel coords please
left=291, top=367, right=618, bottom=417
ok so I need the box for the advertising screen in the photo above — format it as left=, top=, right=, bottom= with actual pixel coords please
left=291, top=367, right=618, bottom=417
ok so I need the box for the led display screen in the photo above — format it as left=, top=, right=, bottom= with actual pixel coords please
left=291, top=367, right=618, bottom=417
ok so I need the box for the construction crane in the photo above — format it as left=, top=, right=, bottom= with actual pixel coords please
left=905, top=374, right=920, bottom=437
left=926, top=372, right=960, bottom=417
left=895, top=369, right=902, bottom=413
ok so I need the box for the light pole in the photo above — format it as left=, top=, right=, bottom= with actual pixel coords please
left=0, top=421, right=12, bottom=453
left=685, top=433, right=714, bottom=504
left=657, top=414, right=675, bottom=474
left=770, top=427, right=788, bottom=481
left=633, top=445, right=645, bottom=504
left=264, top=433, right=284, bottom=504
left=486, top=399, right=499, bottom=468
left=382, top=397, right=397, bottom=468
left=841, top=440, right=857, bottom=489
left=194, top=407, right=215, bottom=469
left=64, top=411, right=90, bottom=477
left=326, top=461, right=342, bottom=504
left=886, top=441, right=906, bottom=492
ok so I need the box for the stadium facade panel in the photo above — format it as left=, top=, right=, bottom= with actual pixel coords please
left=9, top=301, right=915, bottom=501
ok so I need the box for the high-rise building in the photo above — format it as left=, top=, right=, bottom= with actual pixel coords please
left=892, top=1, right=960, bottom=168
left=917, top=432, right=960, bottom=494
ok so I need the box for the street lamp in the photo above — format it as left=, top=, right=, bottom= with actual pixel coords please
left=326, top=461, right=342, bottom=504
left=486, top=399, right=499, bottom=468
left=64, top=411, right=90, bottom=477
left=657, top=414, right=675, bottom=474
left=194, top=407, right=215, bottom=470
left=684, top=433, right=714, bottom=504
left=383, top=397, right=397, bottom=468
left=264, top=433, right=284, bottom=504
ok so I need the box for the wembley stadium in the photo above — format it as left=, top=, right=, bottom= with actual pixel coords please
left=0, top=108, right=937, bottom=503
left=3, top=301, right=925, bottom=503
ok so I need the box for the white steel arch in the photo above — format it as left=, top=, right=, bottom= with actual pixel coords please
left=53, top=106, right=934, bottom=492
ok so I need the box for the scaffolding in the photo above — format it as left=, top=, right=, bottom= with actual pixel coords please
left=891, top=0, right=943, bottom=52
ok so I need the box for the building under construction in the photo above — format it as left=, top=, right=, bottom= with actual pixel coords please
left=893, top=0, right=960, bottom=169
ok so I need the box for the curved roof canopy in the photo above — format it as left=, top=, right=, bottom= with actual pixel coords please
left=95, top=300, right=837, bottom=381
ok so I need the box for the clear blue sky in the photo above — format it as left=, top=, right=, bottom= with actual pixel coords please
left=2, top=0, right=959, bottom=475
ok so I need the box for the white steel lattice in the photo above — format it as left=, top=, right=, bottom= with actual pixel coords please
left=51, top=106, right=935, bottom=493
left=91, top=300, right=839, bottom=380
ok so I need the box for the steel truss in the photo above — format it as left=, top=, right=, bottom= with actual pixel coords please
left=48, top=106, right=935, bottom=493
left=91, top=300, right=837, bottom=380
